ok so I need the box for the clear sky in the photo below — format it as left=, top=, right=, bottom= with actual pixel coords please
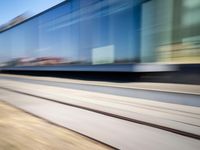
left=0, top=0, right=65, bottom=25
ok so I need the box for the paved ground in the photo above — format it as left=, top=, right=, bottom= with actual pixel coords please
left=0, top=88, right=200, bottom=150
left=1, top=74, right=199, bottom=94
left=0, top=74, right=199, bottom=149
left=0, top=101, right=113, bottom=150
left=0, top=78, right=199, bottom=136
left=0, top=74, right=199, bottom=106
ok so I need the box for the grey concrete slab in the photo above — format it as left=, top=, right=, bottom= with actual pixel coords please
left=0, top=75, right=200, bottom=106
left=0, top=89, right=200, bottom=150
left=0, top=79, right=199, bottom=136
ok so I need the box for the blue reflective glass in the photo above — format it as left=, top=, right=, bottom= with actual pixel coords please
left=0, top=0, right=143, bottom=66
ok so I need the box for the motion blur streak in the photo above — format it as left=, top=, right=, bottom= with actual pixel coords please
left=0, top=0, right=200, bottom=150
left=0, top=0, right=199, bottom=70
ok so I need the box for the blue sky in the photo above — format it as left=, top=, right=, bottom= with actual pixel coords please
left=0, top=0, right=64, bottom=25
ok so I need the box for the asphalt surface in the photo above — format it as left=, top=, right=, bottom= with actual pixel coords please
left=0, top=75, right=199, bottom=106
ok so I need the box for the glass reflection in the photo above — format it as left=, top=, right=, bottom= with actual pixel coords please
left=0, top=0, right=199, bottom=67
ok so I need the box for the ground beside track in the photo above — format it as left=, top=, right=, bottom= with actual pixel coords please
left=0, top=101, right=113, bottom=150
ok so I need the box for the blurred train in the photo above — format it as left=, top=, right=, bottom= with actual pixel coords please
left=0, top=0, right=200, bottom=72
